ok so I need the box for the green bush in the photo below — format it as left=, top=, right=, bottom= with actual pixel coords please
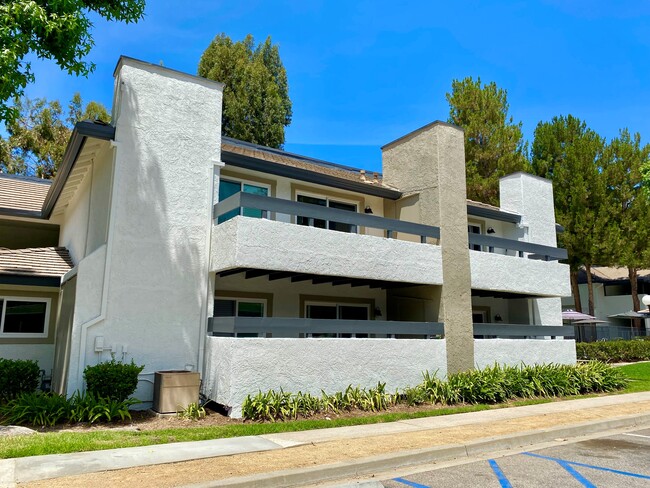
left=0, top=358, right=40, bottom=402
left=83, top=358, right=144, bottom=402
left=576, top=339, right=650, bottom=363
left=0, top=391, right=137, bottom=427
left=242, top=361, right=628, bottom=421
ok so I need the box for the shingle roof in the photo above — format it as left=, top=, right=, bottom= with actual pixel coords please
left=0, top=247, right=74, bottom=278
left=222, top=137, right=396, bottom=190
left=0, top=174, right=51, bottom=215
left=583, top=266, right=650, bottom=283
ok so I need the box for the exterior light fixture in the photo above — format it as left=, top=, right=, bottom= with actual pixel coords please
left=487, top=227, right=496, bottom=234
left=494, top=314, right=503, bottom=322
left=364, top=206, right=373, bottom=214
left=374, top=307, right=382, bottom=317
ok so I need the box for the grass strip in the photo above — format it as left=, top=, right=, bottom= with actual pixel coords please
left=1, top=362, right=648, bottom=459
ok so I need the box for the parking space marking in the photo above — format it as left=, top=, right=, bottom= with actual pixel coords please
left=393, top=477, right=430, bottom=488
left=555, top=460, right=596, bottom=488
left=488, top=459, right=513, bottom=488
left=523, top=452, right=650, bottom=480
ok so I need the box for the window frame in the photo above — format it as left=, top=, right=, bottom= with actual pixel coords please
left=0, top=296, right=51, bottom=339
left=295, top=190, right=360, bottom=234
left=217, top=177, right=272, bottom=222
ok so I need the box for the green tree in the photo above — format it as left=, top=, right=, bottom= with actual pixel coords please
left=531, top=115, right=606, bottom=315
left=446, top=76, right=529, bottom=205
left=601, top=129, right=650, bottom=325
left=198, top=34, right=292, bottom=148
left=0, top=0, right=145, bottom=124
left=0, top=93, right=109, bottom=178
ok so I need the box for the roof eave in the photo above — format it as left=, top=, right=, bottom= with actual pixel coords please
left=41, top=121, right=115, bottom=219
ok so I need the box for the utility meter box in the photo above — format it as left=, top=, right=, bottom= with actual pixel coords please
left=152, top=370, right=200, bottom=414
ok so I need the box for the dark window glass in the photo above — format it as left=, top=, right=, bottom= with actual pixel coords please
left=328, top=201, right=357, bottom=233
left=242, top=184, right=268, bottom=219
left=338, top=305, right=369, bottom=320
left=297, top=195, right=327, bottom=228
left=214, top=299, right=236, bottom=317
left=3, top=301, right=46, bottom=334
left=237, top=301, right=264, bottom=317
left=468, top=225, right=482, bottom=251
left=306, top=304, right=337, bottom=319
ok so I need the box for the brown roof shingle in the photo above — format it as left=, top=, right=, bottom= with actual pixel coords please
left=0, top=247, right=74, bottom=278
left=0, top=174, right=51, bottom=214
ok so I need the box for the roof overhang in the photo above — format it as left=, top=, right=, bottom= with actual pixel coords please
left=41, top=121, right=115, bottom=219
left=0, top=274, right=61, bottom=287
left=467, top=204, right=521, bottom=224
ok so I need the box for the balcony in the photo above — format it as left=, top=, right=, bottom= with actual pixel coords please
left=211, top=192, right=569, bottom=295
left=211, top=192, right=443, bottom=284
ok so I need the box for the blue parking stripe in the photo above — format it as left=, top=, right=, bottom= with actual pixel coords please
left=488, top=459, right=513, bottom=488
left=556, top=460, right=596, bottom=488
left=393, top=478, right=430, bottom=488
left=523, top=452, right=650, bottom=480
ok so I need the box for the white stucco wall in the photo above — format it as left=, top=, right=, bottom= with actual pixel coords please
left=204, top=337, right=448, bottom=417
left=474, top=339, right=576, bottom=367
left=62, top=59, right=224, bottom=404
left=211, top=216, right=443, bottom=285
left=470, top=250, right=570, bottom=297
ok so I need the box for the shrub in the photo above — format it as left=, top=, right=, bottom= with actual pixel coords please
left=177, top=402, right=206, bottom=421
left=84, top=358, right=144, bottom=402
left=0, top=391, right=137, bottom=427
left=576, top=339, right=650, bottom=363
left=241, top=361, right=628, bottom=421
left=0, top=358, right=40, bottom=402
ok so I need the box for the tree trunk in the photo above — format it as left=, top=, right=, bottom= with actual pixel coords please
left=629, top=267, right=641, bottom=330
left=570, top=270, right=582, bottom=312
left=585, top=263, right=595, bottom=317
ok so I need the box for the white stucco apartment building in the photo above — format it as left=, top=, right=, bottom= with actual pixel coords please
left=0, top=58, right=573, bottom=416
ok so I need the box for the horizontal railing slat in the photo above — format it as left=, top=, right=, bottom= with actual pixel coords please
left=214, top=192, right=440, bottom=239
left=468, top=233, right=568, bottom=261
left=208, top=318, right=574, bottom=338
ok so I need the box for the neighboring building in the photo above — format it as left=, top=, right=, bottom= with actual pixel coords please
left=0, top=57, right=573, bottom=416
left=562, top=267, right=650, bottom=341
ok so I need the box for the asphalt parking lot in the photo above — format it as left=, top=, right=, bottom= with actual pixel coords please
left=380, top=428, right=650, bottom=488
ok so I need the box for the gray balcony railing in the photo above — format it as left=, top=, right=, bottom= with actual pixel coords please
left=208, top=317, right=575, bottom=339
left=214, top=192, right=440, bottom=243
left=468, top=233, right=567, bottom=261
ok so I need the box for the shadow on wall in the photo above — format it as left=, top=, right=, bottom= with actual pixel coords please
left=95, top=74, right=213, bottom=403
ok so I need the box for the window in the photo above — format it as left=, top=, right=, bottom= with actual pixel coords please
left=305, top=301, right=369, bottom=338
left=218, top=179, right=269, bottom=224
left=0, top=297, right=50, bottom=338
left=214, top=297, right=265, bottom=337
left=468, top=224, right=482, bottom=251
left=296, top=194, right=357, bottom=233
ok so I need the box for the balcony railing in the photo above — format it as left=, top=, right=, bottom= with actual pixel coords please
left=214, top=192, right=440, bottom=243
left=469, top=233, right=567, bottom=261
left=208, top=317, right=575, bottom=339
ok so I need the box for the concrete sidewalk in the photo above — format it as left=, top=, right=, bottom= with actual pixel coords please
left=3, top=392, right=650, bottom=488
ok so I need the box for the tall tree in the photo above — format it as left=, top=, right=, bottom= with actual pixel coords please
left=0, top=93, right=109, bottom=178
left=446, top=76, right=529, bottom=205
left=0, top=1, right=144, bottom=124
left=531, top=115, right=606, bottom=315
left=198, top=34, right=292, bottom=148
left=601, top=129, right=650, bottom=325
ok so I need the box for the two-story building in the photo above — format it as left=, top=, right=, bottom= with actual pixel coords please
left=0, top=57, right=573, bottom=416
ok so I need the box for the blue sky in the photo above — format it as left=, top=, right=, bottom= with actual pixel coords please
left=18, top=0, right=650, bottom=172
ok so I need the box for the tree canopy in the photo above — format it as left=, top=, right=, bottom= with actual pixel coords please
left=0, top=0, right=145, bottom=124
left=531, top=115, right=606, bottom=314
left=0, top=93, right=110, bottom=178
left=446, top=76, right=529, bottom=205
left=198, top=34, right=292, bottom=148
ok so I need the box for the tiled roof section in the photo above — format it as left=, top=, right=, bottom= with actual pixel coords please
left=221, top=138, right=397, bottom=190
left=0, top=174, right=51, bottom=214
left=0, top=247, right=74, bottom=278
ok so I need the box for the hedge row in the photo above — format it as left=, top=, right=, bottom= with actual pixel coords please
left=576, top=339, right=650, bottom=363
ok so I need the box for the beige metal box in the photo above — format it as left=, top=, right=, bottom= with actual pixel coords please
left=152, top=370, right=200, bottom=414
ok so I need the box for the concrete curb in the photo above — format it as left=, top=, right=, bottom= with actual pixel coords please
left=182, top=412, right=650, bottom=488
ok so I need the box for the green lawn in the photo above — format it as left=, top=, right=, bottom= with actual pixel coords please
left=1, top=362, right=648, bottom=460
